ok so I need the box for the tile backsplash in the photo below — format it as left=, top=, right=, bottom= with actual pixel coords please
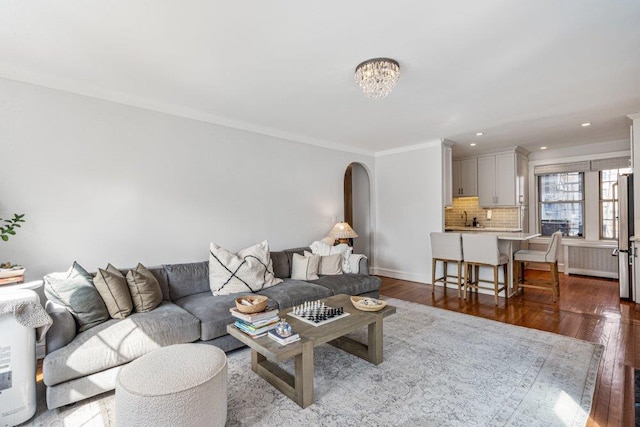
left=445, top=197, right=521, bottom=229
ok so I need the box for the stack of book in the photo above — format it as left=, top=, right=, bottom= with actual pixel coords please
left=267, top=328, right=300, bottom=345
left=0, top=275, right=24, bottom=286
left=230, top=307, right=279, bottom=338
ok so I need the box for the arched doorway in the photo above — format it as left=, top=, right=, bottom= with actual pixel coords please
left=344, top=162, right=372, bottom=260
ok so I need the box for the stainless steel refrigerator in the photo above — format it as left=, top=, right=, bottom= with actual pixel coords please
left=617, top=174, right=634, bottom=299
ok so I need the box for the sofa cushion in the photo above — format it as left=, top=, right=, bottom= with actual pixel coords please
left=43, top=302, right=200, bottom=387
left=94, top=264, right=133, bottom=319
left=258, top=279, right=333, bottom=309
left=126, top=263, right=163, bottom=313
left=174, top=292, right=277, bottom=341
left=44, top=262, right=110, bottom=332
left=164, top=261, right=209, bottom=301
left=308, top=274, right=381, bottom=297
left=270, top=251, right=290, bottom=279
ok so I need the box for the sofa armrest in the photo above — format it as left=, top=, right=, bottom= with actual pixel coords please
left=358, top=257, right=369, bottom=275
left=348, top=254, right=369, bottom=275
left=45, top=300, right=77, bottom=354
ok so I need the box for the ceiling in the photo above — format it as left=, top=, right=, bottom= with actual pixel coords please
left=1, top=1, right=639, bottom=157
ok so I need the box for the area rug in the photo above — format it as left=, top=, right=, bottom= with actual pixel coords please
left=22, top=297, right=603, bottom=427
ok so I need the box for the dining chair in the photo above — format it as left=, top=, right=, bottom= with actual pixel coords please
left=462, top=233, right=509, bottom=306
left=513, top=231, right=562, bottom=302
left=430, top=232, right=463, bottom=297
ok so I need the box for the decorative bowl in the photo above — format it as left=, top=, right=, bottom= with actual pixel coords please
left=0, top=267, right=26, bottom=279
left=350, top=296, right=387, bottom=312
left=235, top=295, right=268, bottom=314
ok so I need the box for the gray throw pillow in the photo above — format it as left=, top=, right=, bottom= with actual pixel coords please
left=126, top=263, right=163, bottom=312
left=94, top=264, right=133, bottom=319
left=44, top=262, right=110, bottom=332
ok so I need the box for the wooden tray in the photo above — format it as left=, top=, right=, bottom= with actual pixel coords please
left=350, top=296, right=387, bottom=312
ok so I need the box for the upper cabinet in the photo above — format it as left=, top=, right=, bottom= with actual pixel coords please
left=452, top=158, right=477, bottom=197
left=477, top=149, right=528, bottom=207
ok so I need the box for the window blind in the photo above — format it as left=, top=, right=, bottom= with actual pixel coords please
left=590, top=157, right=631, bottom=171
left=534, top=161, right=590, bottom=175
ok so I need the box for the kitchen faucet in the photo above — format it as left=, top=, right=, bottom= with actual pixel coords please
left=462, top=210, right=468, bottom=227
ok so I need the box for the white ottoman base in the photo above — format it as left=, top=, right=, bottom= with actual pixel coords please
left=115, top=344, right=227, bottom=427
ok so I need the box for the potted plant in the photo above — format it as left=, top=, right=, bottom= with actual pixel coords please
left=0, top=213, right=26, bottom=279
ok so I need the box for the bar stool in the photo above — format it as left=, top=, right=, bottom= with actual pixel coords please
left=513, top=231, right=562, bottom=302
left=462, top=233, right=509, bottom=306
left=430, top=232, right=464, bottom=297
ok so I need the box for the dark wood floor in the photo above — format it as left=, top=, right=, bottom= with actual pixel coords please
left=379, top=271, right=640, bottom=427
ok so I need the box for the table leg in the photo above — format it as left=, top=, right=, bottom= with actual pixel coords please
left=368, top=313, right=383, bottom=365
left=294, top=340, right=314, bottom=408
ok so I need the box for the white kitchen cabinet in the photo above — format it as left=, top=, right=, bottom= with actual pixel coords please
left=452, top=158, right=477, bottom=197
left=478, top=150, right=528, bottom=207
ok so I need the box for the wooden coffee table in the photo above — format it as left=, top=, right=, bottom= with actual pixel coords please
left=226, top=293, right=396, bottom=408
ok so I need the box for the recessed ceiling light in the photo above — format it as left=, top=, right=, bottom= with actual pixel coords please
left=470, top=143, right=477, bottom=147
left=475, top=132, right=484, bottom=136
left=581, top=122, right=591, bottom=127
left=540, top=146, right=547, bottom=150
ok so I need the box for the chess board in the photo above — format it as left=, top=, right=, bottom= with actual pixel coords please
left=287, top=300, right=350, bottom=326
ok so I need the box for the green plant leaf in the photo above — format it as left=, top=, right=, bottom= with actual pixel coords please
left=1, top=236, right=7, bottom=241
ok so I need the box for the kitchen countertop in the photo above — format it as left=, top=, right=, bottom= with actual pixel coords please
left=444, top=226, right=523, bottom=232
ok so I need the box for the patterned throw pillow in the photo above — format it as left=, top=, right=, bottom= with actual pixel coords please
left=44, top=262, right=110, bottom=332
left=209, top=240, right=283, bottom=295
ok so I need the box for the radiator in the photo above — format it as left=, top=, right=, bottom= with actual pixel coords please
left=563, top=244, right=618, bottom=279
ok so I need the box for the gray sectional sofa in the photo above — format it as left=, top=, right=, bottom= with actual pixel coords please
left=43, top=247, right=380, bottom=409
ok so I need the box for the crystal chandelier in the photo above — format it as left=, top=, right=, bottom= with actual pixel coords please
left=354, top=58, right=400, bottom=99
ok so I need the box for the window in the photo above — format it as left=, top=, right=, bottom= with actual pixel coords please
left=538, top=172, right=584, bottom=237
left=600, top=167, right=632, bottom=240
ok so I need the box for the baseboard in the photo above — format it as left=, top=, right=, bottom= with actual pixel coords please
left=370, top=267, right=430, bottom=284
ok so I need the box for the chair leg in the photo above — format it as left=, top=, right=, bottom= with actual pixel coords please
left=513, top=260, right=519, bottom=295
left=442, top=261, right=448, bottom=291
left=463, top=262, right=469, bottom=300
left=551, top=262, right=559, bottom=302
left=456, top=261, right=462, bottom=298
left=474, top=265, right=479, bottom=294
left=431, top=258, right=436, bottom=294
left=503, top=264, right=508, bottom=304
left=493, top=265, right=499, bottom=306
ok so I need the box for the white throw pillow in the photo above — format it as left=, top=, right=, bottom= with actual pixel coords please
left=304, top=251, right=343, bottom=275
left=291, top=253, right=320, bottom=280
left=309, top=241, right=354, bottom=273
left=209, top=240, right=283, bottom=295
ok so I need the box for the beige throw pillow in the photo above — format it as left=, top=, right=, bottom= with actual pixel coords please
left=304, top=251, right=343, bottom=275
left=94, top=264, right=133, bottom=319
left=291, top=253, right=320, bottom=280
left=126, top=263, right=163, bottom=312
left=209, top=240, right=283, bottom=295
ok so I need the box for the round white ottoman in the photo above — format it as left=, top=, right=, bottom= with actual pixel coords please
left=115, top=343, right=227, bottom=427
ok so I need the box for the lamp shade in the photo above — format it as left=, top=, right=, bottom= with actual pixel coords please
left=329, top=222, right=358, bottom=239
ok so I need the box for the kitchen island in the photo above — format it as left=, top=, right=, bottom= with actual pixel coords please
left=445, top=229, right=540, bottom=298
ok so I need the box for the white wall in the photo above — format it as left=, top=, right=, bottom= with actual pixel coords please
left=0, top=78, right=374, bottom=279
left=373, top=142, right=443, bottom=283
